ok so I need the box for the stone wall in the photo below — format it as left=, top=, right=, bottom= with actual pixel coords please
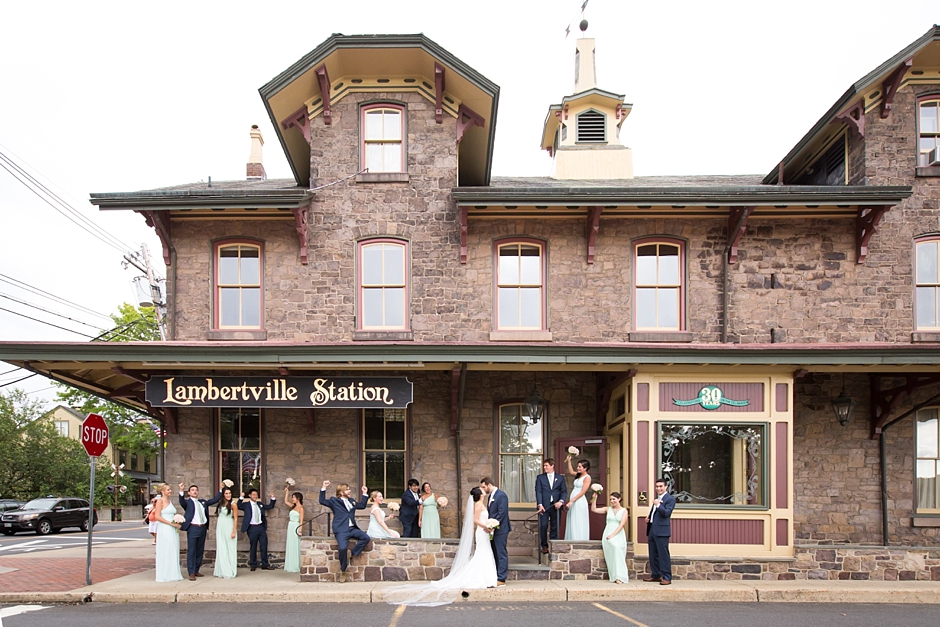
left=548, top=540, right=624, bottom=581
left=299, top=537, right=459, bottom=582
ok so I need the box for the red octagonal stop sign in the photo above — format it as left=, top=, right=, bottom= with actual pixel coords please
left=81, top=413, right=109, bottom=457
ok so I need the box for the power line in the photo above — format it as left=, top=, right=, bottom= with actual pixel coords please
left=0, top=154, right=137, bottom=256
left=0, top=374, right=37, bottom=388
left=0, top=367, right=21, bottom=377
left=0, top=305, right=96, bottom=339
left=0, top=145, right=139, bottom=254
left=0, top=293, right=103, bottom=330
left=0, top=273, right=112, bottom=321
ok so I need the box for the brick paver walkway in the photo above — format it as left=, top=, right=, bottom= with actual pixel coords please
left=0, top=558, right=152, bottom=592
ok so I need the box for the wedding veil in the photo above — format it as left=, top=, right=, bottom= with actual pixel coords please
left=383, top=495, right=478, bottom=606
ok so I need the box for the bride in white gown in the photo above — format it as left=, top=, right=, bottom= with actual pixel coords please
left=386, top=486, right=497, bottom=606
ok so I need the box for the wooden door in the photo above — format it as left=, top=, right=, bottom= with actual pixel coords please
left=555, top=437, right=607, bottom=540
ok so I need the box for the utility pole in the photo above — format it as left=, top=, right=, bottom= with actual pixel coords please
left=124, top=244, right=167, bottom=340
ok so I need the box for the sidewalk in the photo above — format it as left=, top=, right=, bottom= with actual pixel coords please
left=1, top=540, right=940, bottom=605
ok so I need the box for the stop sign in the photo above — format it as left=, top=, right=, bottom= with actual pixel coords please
left=81, top=413, right=109, bottom=457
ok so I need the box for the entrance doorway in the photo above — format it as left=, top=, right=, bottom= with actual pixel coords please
left=555, top=436, right=607, bottom=540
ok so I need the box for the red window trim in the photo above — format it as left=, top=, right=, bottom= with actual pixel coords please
left=212, top=238, right=264, bottom=331
left=914, top=235, right=940, bottom=331
left=917, top=94, right=940, bottom=167
left=357, top=237, right=411, bottom=331
left=360, top=102, right=406, bottom=174
left=632, top=236, right=686, bottom=332
left=493, top=237, right=548, bottom=331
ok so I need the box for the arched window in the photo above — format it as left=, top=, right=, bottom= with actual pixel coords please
left=495, top=239, right=546, bottom=330
left=634, top=239, right=684, bottom=331
left=361, top=104, right=405, bottom=173
left=358, top=239, right=409, bottom=330
left=214, top=241, right=262, bottom=329
left=915, top=237, right=940, bottom=330
left=919, top=97, right=940, bottom=167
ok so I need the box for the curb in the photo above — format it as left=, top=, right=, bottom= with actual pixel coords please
left=0, top=592, right=90, bottom=605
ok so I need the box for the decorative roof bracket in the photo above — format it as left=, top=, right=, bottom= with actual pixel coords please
left=434, top=63, right=445, bottom=124
left=162, top=408, right=178, bottom=435
left=880, top=57, right=913, bottom=119
left=456, top=104, right=484, bottom=144
left=586, top=207, right=602, bottom=264
left=138, top=210, right=172, bottom=266
left=856, top=205, right=889, bottom=263
left=870, top=373, right=940, bottom=438
left=281, top=105, right=312, bottom=144
left=836, top=101, right=865, bottom=138
left=315, top=64, right=332, bottom=126
left=292, top=202, right=310, bottom=265
left=727, top=206, right=753, bottom=263
left=459, top=205, right=468, bottom=264
left=616, top=103, right=623, bottom=120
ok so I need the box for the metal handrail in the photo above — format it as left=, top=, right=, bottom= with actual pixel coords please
left=523, top=511, right=543, bottom=564
left=303, top=511, right=331, bottom=537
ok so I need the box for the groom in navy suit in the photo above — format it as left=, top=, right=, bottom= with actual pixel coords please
left=319, top=480, right=370, bottom=583
left=178, top=482, right=223, bottom=580
left=238, top=488, right=277, bottom=571
left=482, top=476, right=510, bottom=586
left=535, top=458, right=568, bottom=554
left=399, top=479, right=422, bottom=538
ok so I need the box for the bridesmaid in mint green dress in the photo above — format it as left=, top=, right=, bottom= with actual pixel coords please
left=153, top=483, right=183, bottom=582
left=564, top=458, right=592, bottom=541
left=284, top=488, right=305, bottom=573
left=213, top=487, right=238, bottom=578
left=592, top=491, right=629, bottom=583
left=418, top=482, right=441, bottom=538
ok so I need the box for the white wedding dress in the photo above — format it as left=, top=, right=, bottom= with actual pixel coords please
left=385, top=497, right=497, bottom=606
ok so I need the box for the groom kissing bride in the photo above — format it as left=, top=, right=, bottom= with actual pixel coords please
left=481, top=476, right=510, bottom=587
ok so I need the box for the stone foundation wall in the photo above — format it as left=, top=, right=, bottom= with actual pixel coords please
left=299, top=537, right=460, bottom=582
left=547, top=540, right=625, bottom=581
left=633, top=546, right=940, bottom=581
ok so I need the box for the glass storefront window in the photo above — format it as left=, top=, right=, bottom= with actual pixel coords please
left=219, top=408, right=262, bottom=497
left=659, top=422, right=765, bottom=507
left=363, top=408, right=407, bottom=499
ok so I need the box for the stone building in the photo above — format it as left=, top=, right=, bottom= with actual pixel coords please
left=3, top=26, right=940, bottom=581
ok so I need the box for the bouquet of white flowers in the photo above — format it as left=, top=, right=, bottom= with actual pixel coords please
left=566, top=445, right=580, bottom=457
left=222, top=479, right=234, bottom=488
left=285, top=477, right=296, bottom=487
left=485, top=518, right=500, bottom=540
left=387, top=502, right=401, bottom=512
left=172, top=514, right=185, bottom=525
left=436, top=496, right=448, bottom=507
left=591, top=483, right=604, bottom=493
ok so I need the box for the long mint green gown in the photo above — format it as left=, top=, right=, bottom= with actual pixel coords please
left=420, top=495, right=441, bottom=538
left=155, top=502, right=183, bottom=582
left=602, top=507, right=628, bottom=583
left=565, top=476, right=590, bottom=540
left=285, top=509, right=301, bottom=573
left=214, top=506, right=237, bottom=578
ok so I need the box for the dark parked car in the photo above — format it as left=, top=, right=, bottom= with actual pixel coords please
left=1, top=497, right=98, bottom=535
left=0, top=499, right=25, bottom=513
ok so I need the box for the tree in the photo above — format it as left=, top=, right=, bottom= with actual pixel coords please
left=0, top=389, right=103, bottom=499
left=55, top=303, right=161, bottom=458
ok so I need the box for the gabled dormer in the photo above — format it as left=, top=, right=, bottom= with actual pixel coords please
left=541, top=35, right=633, bottom=180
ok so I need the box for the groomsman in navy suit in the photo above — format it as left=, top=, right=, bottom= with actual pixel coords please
left=644, top=478, right=676, bottom=585
left=238, top=488, right=277, bottom=571
left=535, top=458, right=568, bottom=554
left=482, top=476, right=510, bottom=586
left=319, top=480, right=370, bottom=583
left=178, top=482, right=223, bottom=580
left=399, top=479, right=422, bottom=538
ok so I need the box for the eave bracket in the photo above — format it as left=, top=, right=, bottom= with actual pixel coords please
left=880, top=57, right=913, bottom=119
left=315, top=64, right=332, bottom=126
left=282, top=105, right=312, bottom=145
left=870, top=374, right=940, bottom=438
left=727, top=206, right=753, bottom=263
left=138, top=210, right=172, bottom=266
left=856, top=205, right=889, bottom=263
left=456, top=104, right=484, bottom=144
left=836, top=101, right=865, bottom=138
left=586, top=207, right=602, bottom=264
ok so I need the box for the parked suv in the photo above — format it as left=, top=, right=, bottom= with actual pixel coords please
left=1, top=497, right=98, bottom=535
left=0, top=499, right=24, bottom=513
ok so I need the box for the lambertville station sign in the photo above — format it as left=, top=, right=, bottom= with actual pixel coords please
left=146, top=376, right=413, bottom=409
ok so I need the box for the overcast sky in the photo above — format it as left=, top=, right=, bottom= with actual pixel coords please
left=0, top=0, right=937, bottom=404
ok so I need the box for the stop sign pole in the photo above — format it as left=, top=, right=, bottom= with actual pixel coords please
left=81, top=413, right=109, bottom=586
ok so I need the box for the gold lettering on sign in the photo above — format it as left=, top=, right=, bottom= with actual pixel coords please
left=309, top=378, right=394, bottom=406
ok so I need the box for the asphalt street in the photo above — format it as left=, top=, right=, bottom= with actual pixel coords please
left=0, top=521, right=151, bottom=555
left=1, top=602, right=938, bottom=627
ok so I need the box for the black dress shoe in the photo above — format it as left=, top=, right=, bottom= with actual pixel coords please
left=250, top=566, right=257, bottom=571
left=261, top=565, right=275, bottom=570
left=541, top=547, right=549, bottom=554
left=642, top=576, right=661, bottom=582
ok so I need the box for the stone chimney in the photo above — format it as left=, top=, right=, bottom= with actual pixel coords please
left=574, top=38, right=596, bottom=93
left=246, top=125, right=266, bottom=180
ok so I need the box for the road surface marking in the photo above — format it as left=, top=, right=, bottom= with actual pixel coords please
left=0, top=540, right=46, bottom=552
left=0, top=605, right=49, bottom=619
left=593, top=603, right=649, bottom=627
left=388, top=604, right=406, bottom=627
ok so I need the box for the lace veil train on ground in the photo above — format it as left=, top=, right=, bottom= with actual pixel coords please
left=383, top=495, right=480, bottom=606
